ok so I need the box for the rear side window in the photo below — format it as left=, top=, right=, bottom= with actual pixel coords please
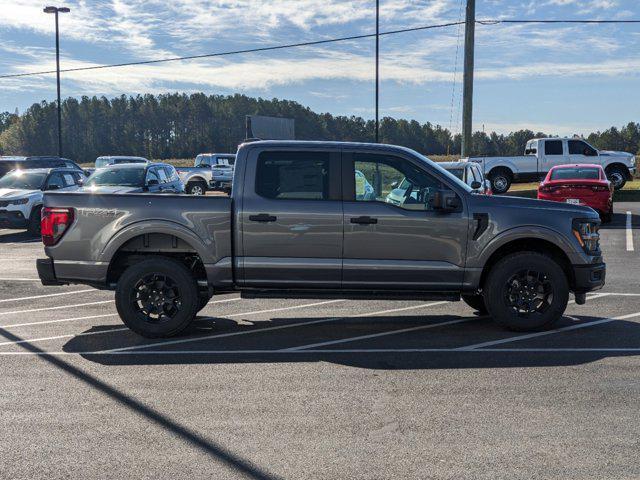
left=256, top=151, right=330, bottom=200
left=545, top=140, right=563, bottom=155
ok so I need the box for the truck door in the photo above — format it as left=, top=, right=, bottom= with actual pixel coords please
left=540, top=139, right=567, bottom=174
left=239, top=149, right=343, bottom=288
left=342, top=151, right=468, bottom=290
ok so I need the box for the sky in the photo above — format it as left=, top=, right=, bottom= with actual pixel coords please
left=0, top=0, right=639, bottom=136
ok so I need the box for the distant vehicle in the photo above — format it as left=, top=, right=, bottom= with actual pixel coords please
left=467, top=138, right=636, bottom=193
left=0, top=167, right=84, bottom=234
left=538, top=164, right=613, bottom=223
left=81, top=163, right=184, bottom=194
left=38, top=141, right=605, bottom=338
left=354, top=169, right=375, bottom=200
left=0, top=156, right=85, bottom=179
left=438, top=161, right=492, bottom=195
left=95, top=156, right=149, bottom=169
left=176, top=153, right=236, bottom=195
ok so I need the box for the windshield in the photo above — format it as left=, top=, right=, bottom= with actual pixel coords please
left=95, top=158, right=111, bottom=168
left=194, top=155, right=210, bottom=167
left=0, top=170, right=47, bottom=190
left=87, top=168, right=145, bottom=187
left=550, top=167, right=600, bottom=180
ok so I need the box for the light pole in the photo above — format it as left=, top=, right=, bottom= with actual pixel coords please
left=43, top=5, right=70, bottom=157
left=375, top=0, right=379, bottom=143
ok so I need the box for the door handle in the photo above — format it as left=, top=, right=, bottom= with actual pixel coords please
left=350, top=216, right=378, bottom=225
left=249, top=213, right=277, bottom=222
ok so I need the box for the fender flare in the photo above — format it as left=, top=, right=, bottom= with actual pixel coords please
left=487, top=162, right=516, bottom=178
left=185, top=176, right=207, bottom=185
left=99, top=219, right=216, bottom=266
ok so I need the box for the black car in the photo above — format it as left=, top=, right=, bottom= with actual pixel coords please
left=80, top=162, right=185, bottom=194
left=0, top=156, right=85, bottom=178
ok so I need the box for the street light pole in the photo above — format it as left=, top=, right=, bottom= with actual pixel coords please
left=375, top=0, right=379, bottom=143
left=44, top=6, right=70, bottom=157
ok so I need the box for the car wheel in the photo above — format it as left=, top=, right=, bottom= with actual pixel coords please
left=484, top=252, right=569, bottom=332
left=605, top=166, right=627, bottom=190
left=115, top=257, right=199, bottom=338
left=489, top=169, right=512, bottom=194
left=187, top=181, right=206, bottom=196
left=461, top=293, right=488, bottom=315
left=27, top=205, right=42, bottom=236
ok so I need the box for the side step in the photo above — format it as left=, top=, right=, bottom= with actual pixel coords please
left=240, top=289, right=460, bottom=302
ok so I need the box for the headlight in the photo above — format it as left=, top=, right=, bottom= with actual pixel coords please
left=8, top=198, right=29, bottom=206
left=572, top=219, right=600, bottom=255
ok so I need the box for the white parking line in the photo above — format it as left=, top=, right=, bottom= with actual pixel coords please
left=0, top=278, right=41, bottom=282
left=0, top=300, right=114, bottom=316
left=100, top=300, right=449, bottom=354
left=456, top=311, right=640, bottom=351
left=0, top=289, right=96, bottom=304
left=0, top=327, right=130, bottom=347
left=627, top=211, right=634, bottom=252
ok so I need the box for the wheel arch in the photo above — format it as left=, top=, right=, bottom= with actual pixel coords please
left=604, top=161, right=632, bottom=179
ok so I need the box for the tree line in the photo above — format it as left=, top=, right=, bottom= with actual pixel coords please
left=1, top=93, right=639, bottom=163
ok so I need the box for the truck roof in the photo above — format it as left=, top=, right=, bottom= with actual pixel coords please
left=238, top=140, right=427, bottom=157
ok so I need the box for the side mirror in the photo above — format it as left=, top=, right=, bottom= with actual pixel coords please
left=47, top=184, right=60, bottom=191
left=147, top=179, right=159, bottom=186
left=390, top=180, right=399, bottom=189
left=433, top=189, right=461, bottom=212
left=470, top=181, right=482, bottom=189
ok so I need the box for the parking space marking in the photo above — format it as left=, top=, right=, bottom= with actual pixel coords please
left=100, top=301, right=449, bottom=354
left=0, top=327, right=130, bottom=348
left=456, top=310, right=640, bottom=351
left=0, top=289, right=96, bottom=304
left=627, top=211, right=634, bottom=252
left=0, top=300, right=114, bottom=316
left=0, top=278, right=42, bottom=282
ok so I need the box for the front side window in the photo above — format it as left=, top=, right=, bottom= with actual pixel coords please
left=353, top=153, right=442, bottom=211
left=545, top=140, right=564, bottom=155
left=46, top=173, right=65, bottom=190
left=568, top=140, right=597, bottom=156
left=157, top=168, right=168, bottom=183
left=195, top=155, right=212, bottom=167
left=256, top=151, right=330, bottom=200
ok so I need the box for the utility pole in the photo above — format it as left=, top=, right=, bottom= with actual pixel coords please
left=461, top=0, right=475, bottom=158
left=44, top=6, right=70, bottom=157
left=375, top=0, right=380, bottom=143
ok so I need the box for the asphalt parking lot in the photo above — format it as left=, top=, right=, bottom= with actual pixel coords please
left=1, top=203, right=639, bottom=479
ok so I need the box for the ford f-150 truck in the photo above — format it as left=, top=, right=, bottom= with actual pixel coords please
left=37, top=141, right=606, bottom=338
left=469, top=137, right=636, bottom=194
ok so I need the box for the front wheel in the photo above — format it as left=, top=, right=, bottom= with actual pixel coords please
left=605, top=166, right=627, bottom=190
left=115, top=257, right=199, bottom=338
left=461, top=294, right=488, bottom=315
left=484, top=252, right=569, bottom=332
left=27, top=205, right=42, bottom=236
left=187, top=181, right=207, bottom=196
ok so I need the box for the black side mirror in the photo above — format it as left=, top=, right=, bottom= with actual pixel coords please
left=470, top=181, right=482, bottom=189
left=147, top=179, right=159, bottom=186
left=433, top=189, right=461, bottom=212
left=47, top=184, right=60, bottom=191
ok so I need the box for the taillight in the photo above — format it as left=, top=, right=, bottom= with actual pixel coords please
left=41, top=207, right=74, bottom=246
left=592, top=185, right=609, bottom=192
left=539, top=186, right=555, bottom=193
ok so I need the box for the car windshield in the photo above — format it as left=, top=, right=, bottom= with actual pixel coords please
left=0, top=170, right=47, bottom=190
left=550, top=168, right=600, bottom=180
left=87, top=168, right=145, bottom=187
left=114, top=158, right=146, bottom=164
left=194, top=155, right=210, bottom=167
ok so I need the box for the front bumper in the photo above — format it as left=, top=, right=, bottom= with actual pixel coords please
left=0, top=209, right=28, bottom=229
left=572, top=262, right=606, bottom=293
left=36, top=258, right=66, bottom=286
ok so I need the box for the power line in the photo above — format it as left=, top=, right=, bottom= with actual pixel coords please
left=1, top=18, right=639, bottom=80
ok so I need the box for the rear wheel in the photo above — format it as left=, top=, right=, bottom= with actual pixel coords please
left=605, top=165, right=627, bottom=190
left=115, top=257, right=198, bottom=338
left=489, top=168, right=513, bottom=194
left=484, top=252, right=569, bottom=332
left=27, top=205, right=42, bottom=236
left=461, top=294, right=488, bottom=315
left=187, top=181, right=207, bottom=196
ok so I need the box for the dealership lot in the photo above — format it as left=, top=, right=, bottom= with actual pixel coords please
left=1, top=203, right=639, bottom=479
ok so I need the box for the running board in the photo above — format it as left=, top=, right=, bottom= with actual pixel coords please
left=240, top=289, right=460, bottom=302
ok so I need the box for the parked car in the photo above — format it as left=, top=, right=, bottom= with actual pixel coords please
left=95, top=156, right=149, bottom=169
left=0, top=155, right=86, bottom=179
left=176, top=153, right=236, bottom=195
left=0, top=167, right=84, bottom=234
left=467, top=138, right=636, bottom=193
left=438, top=161, right=492, bottom=194
left=80, top=163, right=184, bottom=194
left=38, top=140, right=605, bottom=338
left=538, top=164, right=613, bottom=223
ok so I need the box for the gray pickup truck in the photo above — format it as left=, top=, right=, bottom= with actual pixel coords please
left=37, top=141, right=606, bottom=338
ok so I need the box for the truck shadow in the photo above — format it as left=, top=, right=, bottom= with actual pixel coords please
left=0, top=229, right=38, bottom=243
left=64, top=313, right=640, bottom=370
left=599, top=211, right=639, bottom=230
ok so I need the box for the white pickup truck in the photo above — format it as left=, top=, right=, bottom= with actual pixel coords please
left=468, top=138, right=636, bottom=194
left=175, top=153, right=236, bottom=195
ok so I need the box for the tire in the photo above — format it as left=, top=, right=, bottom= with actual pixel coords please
left=461, top=293, right=488, bottom=315
left=605, top=165, right=627, bottom=190
left=115, top=257, right=199, bottom=338
left=187, top=181, right=207, bottom=196
left=27, top=205, right=42, bottom=236
left=197, top=294, right=211, bottom=314
left=489, top=168, right=512, bottom=194
left=484, top=252, right=569, bottom=332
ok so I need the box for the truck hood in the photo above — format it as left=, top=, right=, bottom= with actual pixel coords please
left=77, top=185, right=144, bottom=194
left=480, top=193, right=599, bottom=218
left=599, top=150, right=634, bottom=159
left=0, top=188, right=40, bottom=199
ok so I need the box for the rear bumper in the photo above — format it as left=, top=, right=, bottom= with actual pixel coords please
left=36, top=258, right=66, bottom=286
left=572, top=262, right=606, bottom=293
left=0, top=210, right=28, bottom=229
